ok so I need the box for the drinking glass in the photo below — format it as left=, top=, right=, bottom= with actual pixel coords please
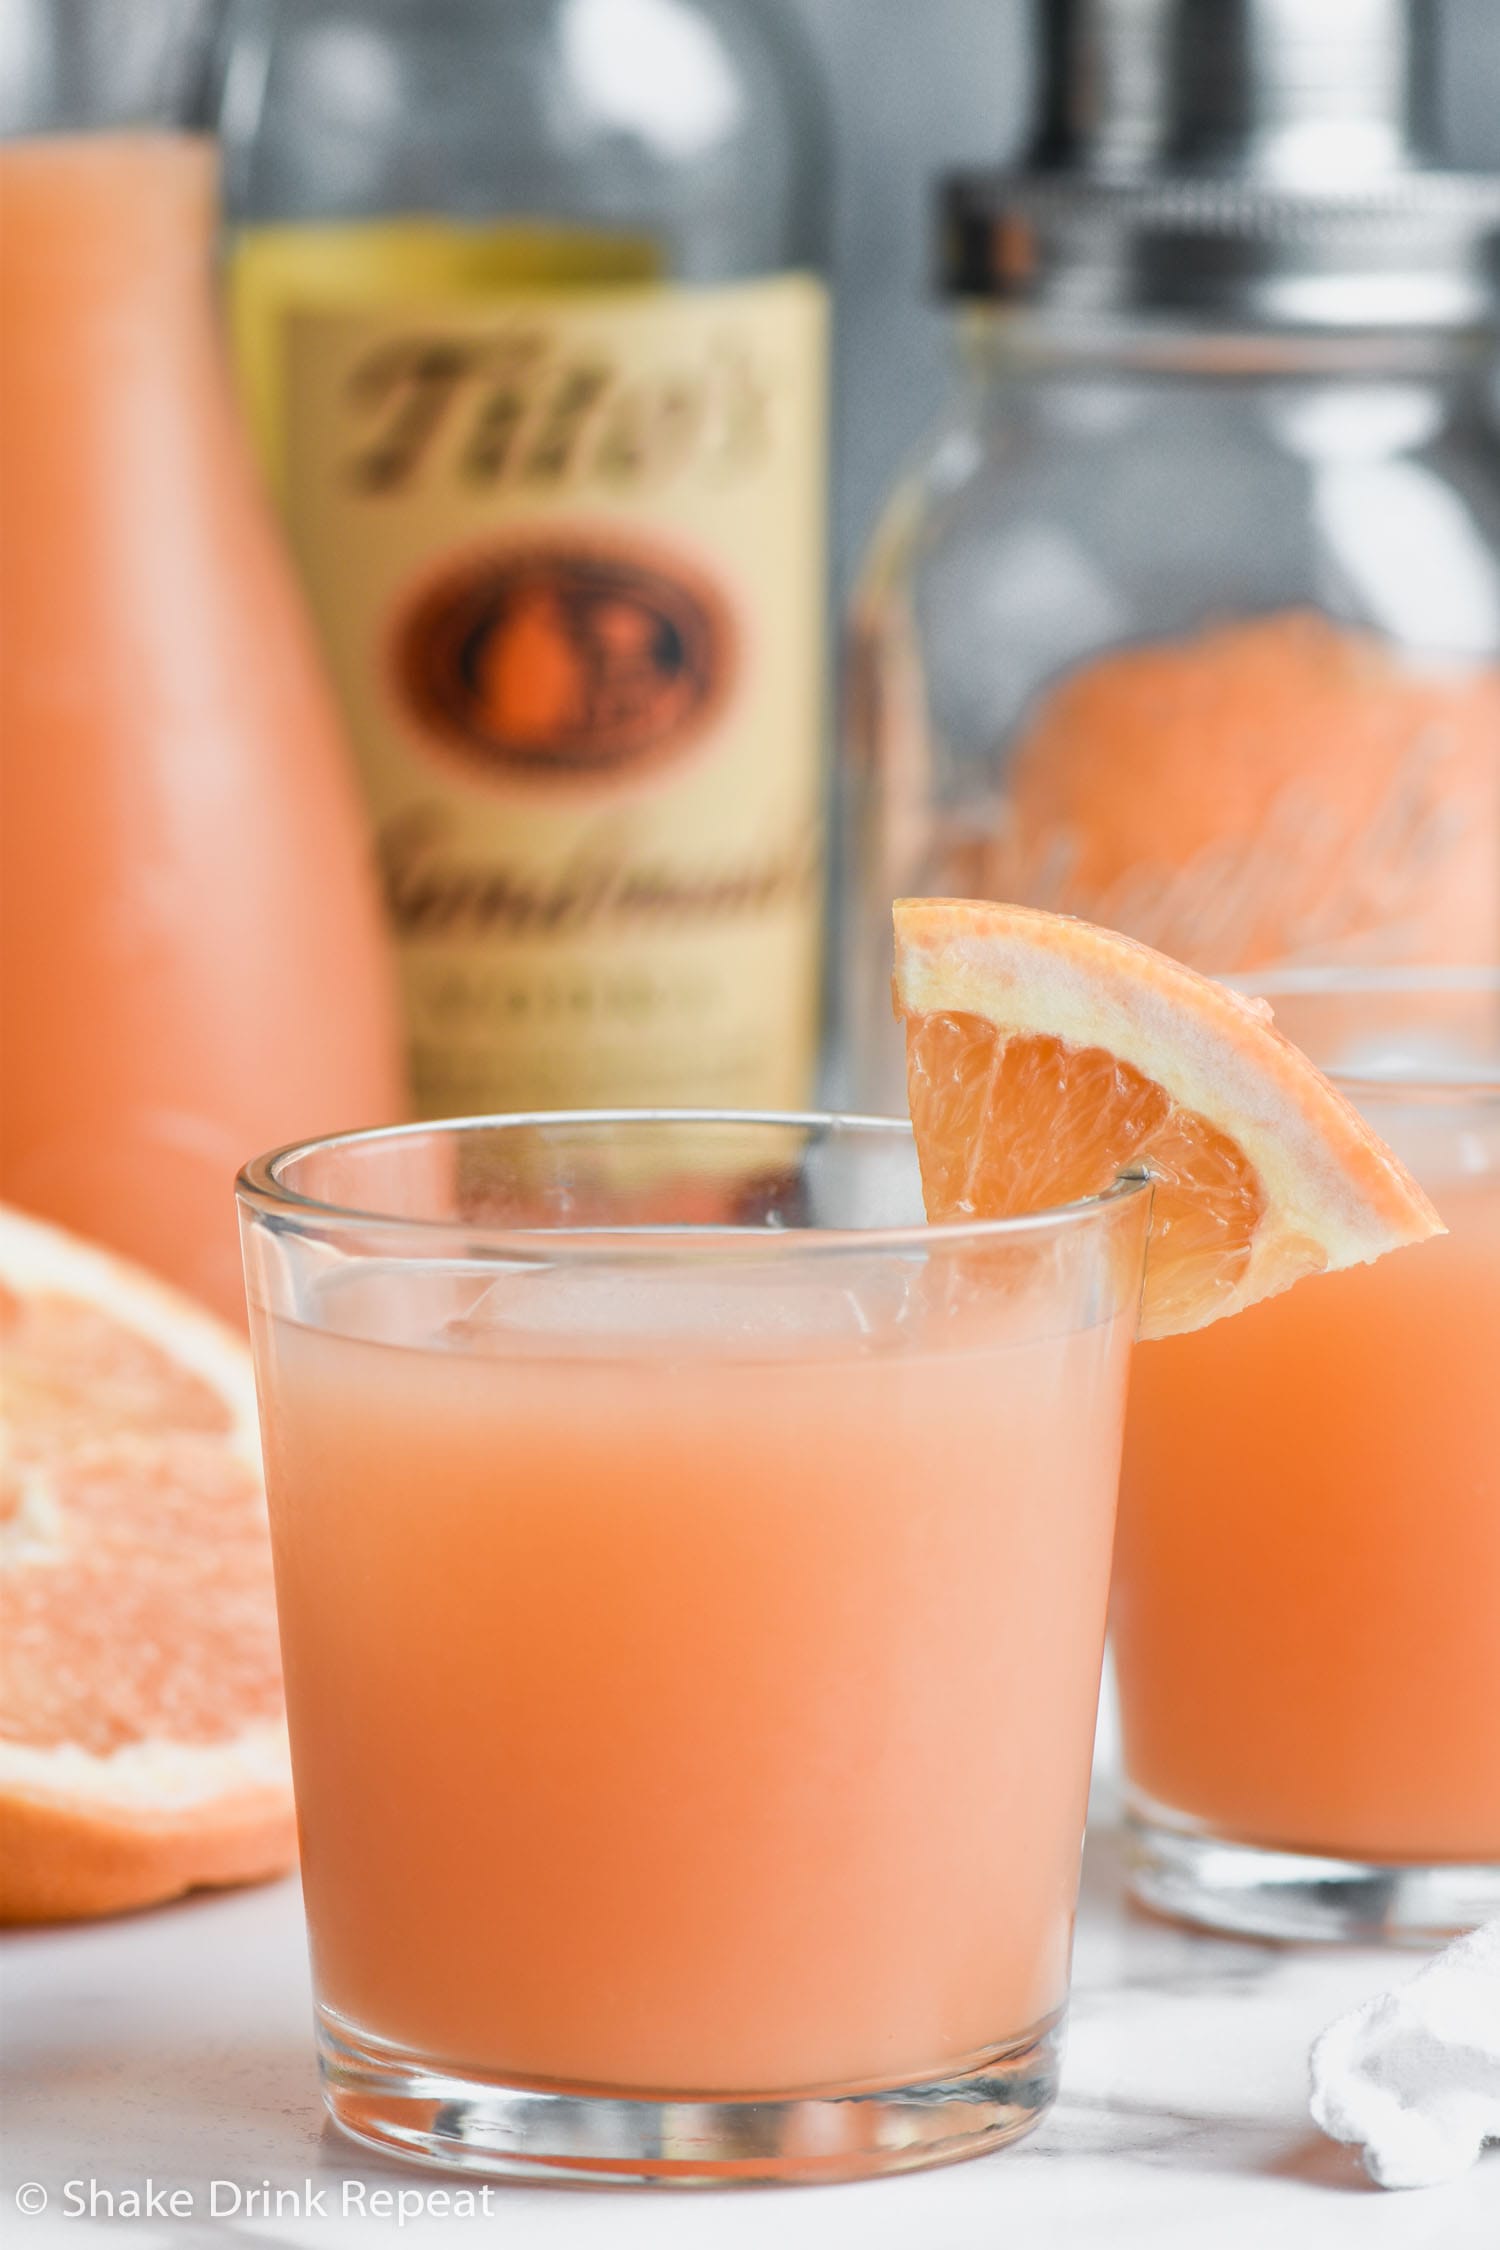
left=1115, top=971, right=1500, bottom=1942
left=239, top=1112, right=1150, bottom=2185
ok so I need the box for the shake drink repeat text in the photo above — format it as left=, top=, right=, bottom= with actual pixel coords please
left=21, top=2179, right=507, bottom=2225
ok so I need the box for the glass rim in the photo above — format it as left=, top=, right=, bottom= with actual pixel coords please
left=1225, top=965, right=1500, bottom=1098
left=235, top=1110, right=1154, bottom=1262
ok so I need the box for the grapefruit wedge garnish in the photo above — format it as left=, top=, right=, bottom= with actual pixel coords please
left=0, top=1204, right=294, bottom=1922
left=894, top=900, right=1442, bottom=1340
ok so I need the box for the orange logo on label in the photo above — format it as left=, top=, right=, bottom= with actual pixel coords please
left=393, top=541, right=736, bottom=783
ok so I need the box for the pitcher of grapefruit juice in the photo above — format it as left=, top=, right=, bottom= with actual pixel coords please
left=1115, top=971, right=1500, bottom=1942
left=239, top=1113, right=1151, bottom=2186
left=0, top=0, right=402, bottom=1320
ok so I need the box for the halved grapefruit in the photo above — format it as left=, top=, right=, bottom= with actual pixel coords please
left=894, top=900, right=1442, bottom=1339
left=0, top=1205, right=293, bottom=1921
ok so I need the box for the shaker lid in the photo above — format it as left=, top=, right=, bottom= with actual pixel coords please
left=943, top=0, right=1500, bottom=332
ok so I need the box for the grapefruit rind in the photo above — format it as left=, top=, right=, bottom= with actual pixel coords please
left=894, top=900, right=1444, bottom=1333
left=0, top=1772, right=294, bottom=1925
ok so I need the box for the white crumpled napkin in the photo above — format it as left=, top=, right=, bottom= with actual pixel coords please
left=1310, top=1919, right=1500, bottom=2188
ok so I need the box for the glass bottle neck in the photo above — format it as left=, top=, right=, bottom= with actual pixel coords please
left=0, top=0, right=221, bottom=138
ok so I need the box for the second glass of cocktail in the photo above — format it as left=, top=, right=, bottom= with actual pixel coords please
left=1115, top=971, right=1500, bottom=1942
left=238, top=1112, right=1151, bottom=2185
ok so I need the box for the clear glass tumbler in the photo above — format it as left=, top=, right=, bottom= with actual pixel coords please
left=1115, top=971, right=1500, bottom=1943
left=238, top=1112, right=1150, bottom=2185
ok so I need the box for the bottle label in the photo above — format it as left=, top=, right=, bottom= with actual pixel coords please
left=266, top=264, right=828, bottom=1115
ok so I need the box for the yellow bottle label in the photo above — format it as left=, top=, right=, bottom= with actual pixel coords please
left=231, top=221, right=664, bottom=497
left=236, top=232, right=828, bottom=1115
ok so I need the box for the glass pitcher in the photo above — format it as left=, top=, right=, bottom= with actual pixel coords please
left=0, top=0, right=404, bottom=1321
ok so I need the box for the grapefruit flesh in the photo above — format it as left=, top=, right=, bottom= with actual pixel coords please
left=0, top=1205, right=293, bottom=1922
left=894, top=900, right=1443, bottom=1339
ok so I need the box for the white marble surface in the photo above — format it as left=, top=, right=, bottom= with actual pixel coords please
left=4, top=1822, right=1498, bottom=2250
